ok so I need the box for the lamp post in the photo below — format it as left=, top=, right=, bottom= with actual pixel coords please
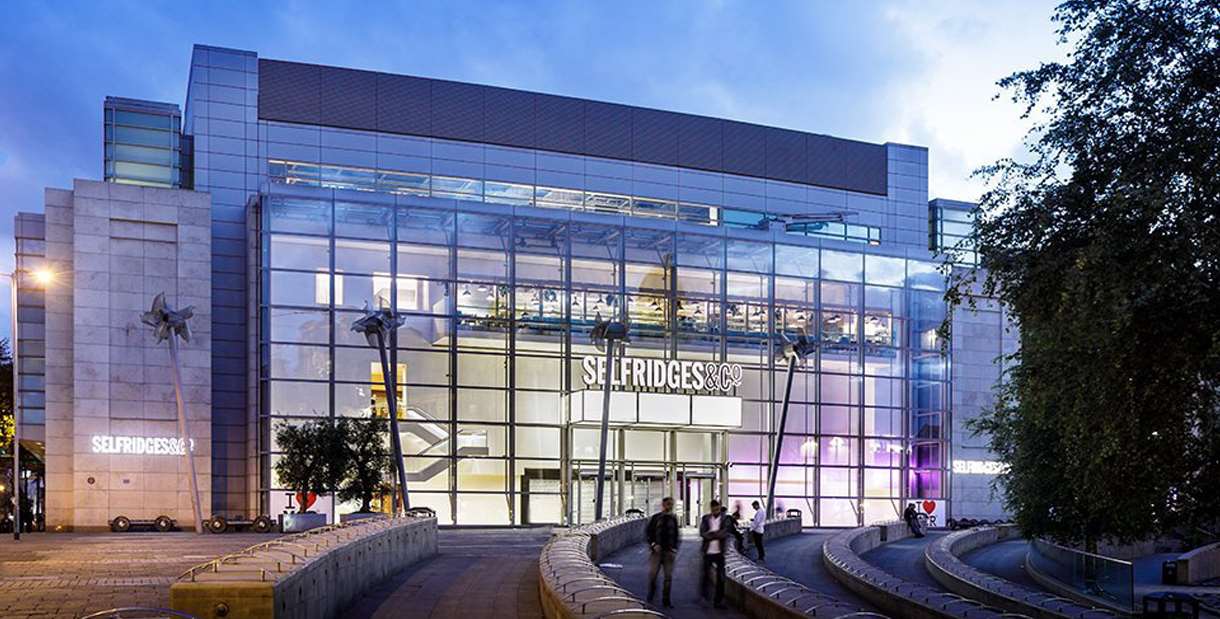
left=764, top=332, right=818, bottom=518
left=7, top=267, right=54, bottom=541
left=590, top=317, right=628, bottom=522
left=141, top=292, right=205, bottom=534
left=351, top=305, right=409, bottom=514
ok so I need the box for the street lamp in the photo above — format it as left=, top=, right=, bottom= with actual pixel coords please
left=7, top=266, right=55, bottom=541
left=351, top=304, right=409, bottom=514
left=590, top=316, right=628, bottom=522
left=764, top=331, right=818, bottom=518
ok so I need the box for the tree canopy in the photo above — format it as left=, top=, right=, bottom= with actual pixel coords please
left=956, top=0, right=1220, bottom=546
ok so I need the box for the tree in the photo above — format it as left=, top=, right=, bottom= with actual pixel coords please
left=337, top=418, right=391, bottom=513
left=273, top=420, right=347, bottom=513
left=0, top=339, right=12, bottom=456
left=954, top=0, right=1220, bottom=547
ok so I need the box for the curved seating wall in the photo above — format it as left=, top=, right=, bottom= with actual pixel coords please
left=924, top=525, right=1118, bottom=619
left=171, top=515, right=438, bottom=619
left=822, top=521, right=1030, bottom=619
left=723, top=516, right=879, bottom=619
left=538, top=515, right=657, bottom=619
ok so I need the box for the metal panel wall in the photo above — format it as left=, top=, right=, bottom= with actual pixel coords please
left=258, top=59, right=887, bottom=195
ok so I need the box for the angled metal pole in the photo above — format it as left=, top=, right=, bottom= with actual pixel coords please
left=168, top=334, right=204, bottom=534
left=594, top=340, right=616, bottom=521
left=374, top=330, right=410, bottom=512
left=10, top=272, right=20, bottom=540
left=765, top=353, right=797, bottom=518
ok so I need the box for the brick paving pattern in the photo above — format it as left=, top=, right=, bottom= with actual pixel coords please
left=0, top=532, right=270, bottom=619
left=342, top=528, right=552, bottom=619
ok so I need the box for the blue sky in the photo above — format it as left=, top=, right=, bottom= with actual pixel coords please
left=0, top=0, right=1062, bottom=339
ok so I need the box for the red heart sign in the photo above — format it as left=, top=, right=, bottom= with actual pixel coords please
left=295, top=491, right=318, bottom=512
left=922, top=500, right=937, bottom=515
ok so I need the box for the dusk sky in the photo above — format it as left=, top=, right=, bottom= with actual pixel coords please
left=0, top=1, right=1063, bottom=339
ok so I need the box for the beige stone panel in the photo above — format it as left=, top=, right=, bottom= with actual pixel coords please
left=73, top=397, right=110, bottom=417
left=75, top=508, right=111, bottom=529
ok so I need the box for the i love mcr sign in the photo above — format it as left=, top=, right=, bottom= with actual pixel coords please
left=581, top=355, right=743, bottom=395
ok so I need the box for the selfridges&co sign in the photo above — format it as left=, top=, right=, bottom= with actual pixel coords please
left=580, top=355, right=743, bottom=394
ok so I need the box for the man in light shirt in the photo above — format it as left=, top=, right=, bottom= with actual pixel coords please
left=698, top=499, right=731, bottom=609
left=750, top=500, right=767, bottom=561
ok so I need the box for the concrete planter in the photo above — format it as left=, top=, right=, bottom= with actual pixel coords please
left=282, top=512, right=328, bottom=533
left=340, top=512, right=385, bottom=524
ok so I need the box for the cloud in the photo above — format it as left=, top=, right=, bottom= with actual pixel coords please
left=879, top=0, right=1064, bottom=203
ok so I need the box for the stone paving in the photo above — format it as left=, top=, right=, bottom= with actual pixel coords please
left=342, top=527, right=552, bottom=619
left=957, top=537, right=1042, bottom=590
left=762, top=530, right=883, bottom=613
left=0, top=532, right=270, bottom=619
left=859, top=530, right=947, bottom=589
left=601, top=530, right=747, bottom=618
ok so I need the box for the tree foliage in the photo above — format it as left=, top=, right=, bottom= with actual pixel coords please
left=0, top=339, right=12, bottom=455
left=955, top=0, right=1220, bottom=546
left=273, top=420, right=347, bottom=513
left=337, top=418, right=391, bottom=513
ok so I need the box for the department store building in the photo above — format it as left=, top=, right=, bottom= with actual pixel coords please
left=12, top=45, right=1012, bottom=530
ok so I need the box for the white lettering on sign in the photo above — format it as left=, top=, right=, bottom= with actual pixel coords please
left=952, top=460, right=1008, bottom=475
left=581, top=356, right=743, bottom=394
left=91, top=435, right=196, bottom=456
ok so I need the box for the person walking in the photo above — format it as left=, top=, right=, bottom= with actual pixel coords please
left=750, top=500, right=767, bottom=561
left=729, top=500, right=745, bottom=552
left=699, top=499, right=731, bottom=609
left=645, top=496, right=680, bottom=608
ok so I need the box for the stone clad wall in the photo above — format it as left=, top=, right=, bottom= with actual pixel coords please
left=43, top=179, right=213, bottom=531
left=172, top=516, right=437, bottom=619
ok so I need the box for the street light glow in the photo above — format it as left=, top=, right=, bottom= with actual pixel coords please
left=31, top=268, right=55, bottom=286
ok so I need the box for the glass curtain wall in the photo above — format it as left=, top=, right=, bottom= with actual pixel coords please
left=258, top=185, right=949, bottom=526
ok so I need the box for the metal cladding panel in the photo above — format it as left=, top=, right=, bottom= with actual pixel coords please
left=376, top=73, right=431, bottom=135
left=678, top=114, right=723, bottom=170
left=765, top=127, right=808, bottom=183
left=631, top=108, right=680, bottom=166
left=484, top=86, right=536, bottom=148
left=835, top=139, right=888, bottom=194
left=584, top=101, right=633, bottom=160
left=722, top=121, right=767, bottom=178
left=259, top=60, right=320, bottom=124
left=535, top=94, right=585, bottom=153
left=431, top=80, right=485, bottom=142
left=257, top=59, right=890, bottom=195
left=320, top=66, right=377, bottom=130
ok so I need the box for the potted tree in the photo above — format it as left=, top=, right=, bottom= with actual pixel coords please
left=338, top=417, right=392, bottom=523
left=274, top=420, right=346, bottom=532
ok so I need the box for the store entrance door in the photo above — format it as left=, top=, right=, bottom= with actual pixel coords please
left=568, top=459, right=726, bottom=526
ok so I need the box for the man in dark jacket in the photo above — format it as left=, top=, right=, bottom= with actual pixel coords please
left=645, top=497, right=680, bottom=608
left=698, top=499, right=731, bottom=609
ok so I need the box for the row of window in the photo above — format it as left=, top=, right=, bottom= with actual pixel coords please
left=268, top=160, right=884, bottom=245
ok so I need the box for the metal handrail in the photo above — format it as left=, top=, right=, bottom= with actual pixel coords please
left=593, top=609, right=667, bottom=618
left=580, top=595, right=647, bottom=613
left=566, top=584, right=631, bottom=601
left=80, top=608, right=198, bottom=619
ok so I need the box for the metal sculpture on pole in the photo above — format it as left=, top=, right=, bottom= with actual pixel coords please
left=141, top=292, right=204, bottom=534
left=351, top=304, right=409, bottom=513
left=764, top=331, right=818, bottom=518
left=590, top=315, right=628, bottom=521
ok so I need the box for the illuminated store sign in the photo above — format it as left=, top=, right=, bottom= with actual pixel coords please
left=91, top=435, right=196, bottom=456
left=952, top=459, right=1008, bottom=475
left=580, top=356, right=743, bottom=394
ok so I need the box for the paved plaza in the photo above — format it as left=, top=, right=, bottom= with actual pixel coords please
left=342, top=528, right=551, bottom=619
left=601, top=530, right=747, bottom=618
left=0, top=532, right=270, bottom=619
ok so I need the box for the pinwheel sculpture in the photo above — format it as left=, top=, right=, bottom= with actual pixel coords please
left=141, top=292, right=204, bottom=534
left=351, top=303, right=410, bottom=513
left=590, top=315, right=629, bottom=521
left=764, top=330, right=819, bottom=517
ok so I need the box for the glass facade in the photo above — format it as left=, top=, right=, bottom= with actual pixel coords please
left=103, top=97, right=182, bottom=188
left=258, top=181, right=950, bottom=527
left=929, top=199, right=977, bottom=265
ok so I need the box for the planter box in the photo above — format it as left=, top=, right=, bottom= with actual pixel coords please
left=340, top=512, right=386, bottom=524
left=282, top=512, right=328, bottom=533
